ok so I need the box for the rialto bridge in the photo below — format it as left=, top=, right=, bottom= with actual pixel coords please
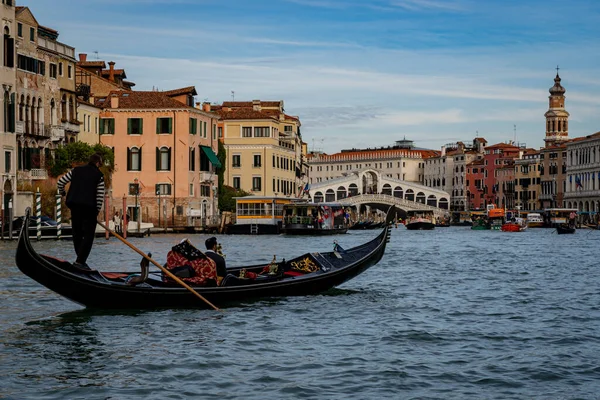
left=307, top=169, right=451, bottom=218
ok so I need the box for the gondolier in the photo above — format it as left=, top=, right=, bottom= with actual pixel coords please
left=57, top=153, right=105, bottom=270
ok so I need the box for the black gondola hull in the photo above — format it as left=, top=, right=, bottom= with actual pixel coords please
left=15, top=210, right=390, bottom=309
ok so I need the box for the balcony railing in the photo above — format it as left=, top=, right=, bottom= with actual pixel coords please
left=18, top=169, right=48, bottom=181
left=51, top=125, right=65, bottom=141
left=16, top=121, right=50, bottom=137
left=200, top=171, right=214, bottom=182
left=37, top=37, right=76, bottom=59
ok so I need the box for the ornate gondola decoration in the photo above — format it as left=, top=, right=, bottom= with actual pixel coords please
left=15, top=208, right=392, bottom=310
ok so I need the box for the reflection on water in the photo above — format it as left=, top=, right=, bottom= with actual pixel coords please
left=1, top=228, right=600, bottom=399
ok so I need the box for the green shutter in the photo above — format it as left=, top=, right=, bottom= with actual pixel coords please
left=109, top=119, right=115, bottom=134
left=139, top=147, right=143, bottom=170
left=167, top=148, right=172, bottom=171
left=139, top=119, right=143, bottom=135
left=156, top=118, right=160, bottom=134
left=127, top=148, right=131, bottom=170
left=9, top=93, right=15, bottom=132
left=168, top=118, right=172, bottom=134
left=156, top=148, right=160, bottom=170
left=99, top=119, right=105, bottom=134
left=127, top=118, right=132, bottom=134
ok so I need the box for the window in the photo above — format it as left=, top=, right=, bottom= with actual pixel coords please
left=254, top=127, right=270, bottom=137
left=189, top=118, right=197, bottom=134
left=201, top=185, right=211, bottom=197
left=127, top=147, right=142, bottom=171
left=3, top=32, right=14, bottom=68
left=252, top=177, right=262, bottom=191
left=232, top=154, right=241, bottom=168
left=284, top=125, right=293, bottom=132
left=242, top=127, right=252, bottom=137
left=16, top=54, right=44, bottom=75
left=127, top=118, right=143, bottom=134
left=213, top=124, right=216, bottom=140
left=233, top=176, right=241, bottom=190
left=68, top=65, right=72, bottom=78
left=155, top=183, right=172, bottom=195
left=59, top=62, right=63, bottom=76
left=5, top=151, right=11, bottom=173
left=203, top=121, right=207, bottom=138
left=189, top=147, right=195, bottom=171
left=99, top=118, right=115, bottom=134
left=156, top=117, right=172, bottom=134
left=17, top=23, right=22, bottom=37
left=218, top=127, right=223, bottom=138
left=156, top=147, right=171, bottom=171
left=189, top=184, right=194, bottom=196
left=253, top=154, right=261, bottom=167
left=29, top=27, right=35, bottom=41
left=129, top=183, right=140, bottom=196
left=49, top=64, right=57, bottom=78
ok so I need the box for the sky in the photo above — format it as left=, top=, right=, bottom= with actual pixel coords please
left=22, top=0, right=600, bottom=154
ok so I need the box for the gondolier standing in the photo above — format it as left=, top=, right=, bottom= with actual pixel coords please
left=57, top=153, right=105, bottom=270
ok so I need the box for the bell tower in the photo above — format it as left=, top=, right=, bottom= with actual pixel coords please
left=544, top=67, right=570, bottom=148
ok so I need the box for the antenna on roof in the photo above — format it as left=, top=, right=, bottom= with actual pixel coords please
left=94, top=50, right=99, bottom=60
left=513, top=124, right=517, bottom=144
left=231, top=91, right=235, bottom=101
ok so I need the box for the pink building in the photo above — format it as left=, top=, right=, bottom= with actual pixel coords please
left=483, top=143, right=521, bottom=207
left=466, top=159, right=485, bottom=209
left=97, top=87, right=221, bottom=228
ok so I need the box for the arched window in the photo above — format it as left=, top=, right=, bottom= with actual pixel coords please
left=405, top=189, right=414, bottom=202
left=156, top=146, right=171, bottom=171
left=61, top=94, right=67, bottom=121
left=127, top=147, right=142, bottom=171
left=325, top=189, right=335, bottom=202
left=336, top=186, right=347, bottom=200
left=313, top=191, right=324, bottom=203
left=393, top=186, right=403, bottom=198
left=381, top=184, right=392, bottom=196
left=427, top=195, right=437, bottom=207
left=416, top=192, right=426, bottom=204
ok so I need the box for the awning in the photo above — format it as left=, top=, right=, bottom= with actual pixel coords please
left=200, top=145, right=222, bottom=168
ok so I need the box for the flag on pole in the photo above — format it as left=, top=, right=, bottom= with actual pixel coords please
left=575, top=175, right=583, bottom=190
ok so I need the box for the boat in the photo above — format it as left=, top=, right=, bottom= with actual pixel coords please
left=225, top=196, right=292, bottom=234
left=543, top=208, right=578, bottom=228
left=15, top=208, right=391, bottom=309
left=281, top=202, right=349, bottom=235
left=487, top=205, right=505, bottom=230
left=526, top=212, right=544, bottom=228
left=556, top=224, right=575, bottom=234
left=501, top=217, right=527, bottom=232
left=405, top=210, right=435, bottom=230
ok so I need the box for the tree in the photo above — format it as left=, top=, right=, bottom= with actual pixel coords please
left=219, top=185, right=251, bottom=212
left=47, top=142, right=114, bottom=187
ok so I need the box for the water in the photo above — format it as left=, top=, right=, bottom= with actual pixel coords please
left=1, top=227, right=599, bottom=399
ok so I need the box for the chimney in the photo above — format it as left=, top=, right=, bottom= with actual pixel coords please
left=108, top=61, right=115, bottom=82
left=79, top=53, right=87, bottom=62
left=202, top=102, right=211, bottom=112
left=110, top=94, right=119, bottom=109
left=252, top=99, right=261, bottom=111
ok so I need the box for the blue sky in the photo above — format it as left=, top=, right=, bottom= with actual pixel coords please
left=23, top=0, right=600, bottom=153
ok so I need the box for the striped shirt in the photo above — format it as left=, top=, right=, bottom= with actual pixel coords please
left=58, top=168, right=105, bottom=212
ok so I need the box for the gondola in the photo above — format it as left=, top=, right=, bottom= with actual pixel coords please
left=556, top=224, right=576, bottom=235
left=15, top=208, right=392, bottom=309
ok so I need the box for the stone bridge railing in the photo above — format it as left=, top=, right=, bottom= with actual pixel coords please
left=341, top=193, right=448, bottom=218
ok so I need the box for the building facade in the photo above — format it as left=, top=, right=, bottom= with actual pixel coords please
left=564, top=132, right=600, bottom=214
left=0, top=0, right=17, bottom=218
left=15, top=6, right=78, bottom=185
left=514, top=150, right=541, bottom=211
left=97, top=87, right=221, bottom=227
left=213, top=100, right=305, bottom=197
left=482, top=143, right=521, bottom=207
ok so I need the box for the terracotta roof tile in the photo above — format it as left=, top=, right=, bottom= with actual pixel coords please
left=78, top=61, right=106, bottom=68
left=97, top=91, right=190, bottom=110
left=162, top=86, right=197, bottom=97
left=216, top=109, right=278, bottom=121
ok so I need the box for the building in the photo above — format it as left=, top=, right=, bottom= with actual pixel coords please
left=514, top=150, right=541, bottom=211
left=465, top=158, right=485, bottom=210
left=495, top=163, right=516, bottom=210
left=97, top=87, right=221, bottom=228
left=540, top=72, right=570, bottom=210
left=75, top=53, right=134, bottom=99
left=212, top=100, right=305, bottom=197
left=76, top=98, right=101, bottom=145
left=309, top=139, right=437, bottom=191
left=15, top=6, right=78, bottom=185
left=0, top=0, right=18, bottom=218
left=564, top=132, right=600, bottom=215
left=482, top=142, right=521, bottom=207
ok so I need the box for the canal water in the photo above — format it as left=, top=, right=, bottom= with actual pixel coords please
left=1, top=227, right=599, bottom=399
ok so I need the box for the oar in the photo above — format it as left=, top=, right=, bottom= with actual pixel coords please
left=96, top=221, right=220, bottom=311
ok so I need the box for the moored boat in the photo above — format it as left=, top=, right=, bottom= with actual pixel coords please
left=15, top=208, right=392, bottom=309
left=501, top=217, right=527, bottom=232
left=556, top=224, right=575, bottom=234
left=405, top=210, right=435, bottom=230
left=282, top=202, right=349, bottom=235
left=526, top=212, right=544, bottom=228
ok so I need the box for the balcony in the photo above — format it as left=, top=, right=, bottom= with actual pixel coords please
left=61, top=120, right=80, bottom=133
left=16, top=121, right=50, bottom=138
left=200, top=171, right=214, bottom=182
left=18, top=169, right=48, bottom=181
left=37, top=37, right=76, bottom=59
left=51, top=125, right=65, bottom=141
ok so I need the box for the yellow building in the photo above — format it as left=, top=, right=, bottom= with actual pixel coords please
left=76, top=98, right=101, bottom=145
left=514, top=149, right=542, bottom=211
left=208, top=100, right=305, bottom=197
